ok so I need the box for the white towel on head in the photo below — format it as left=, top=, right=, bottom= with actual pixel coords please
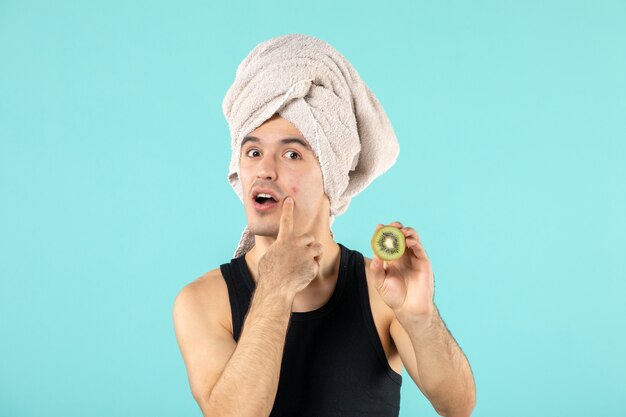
left=222, top=33, right=400, bottom=258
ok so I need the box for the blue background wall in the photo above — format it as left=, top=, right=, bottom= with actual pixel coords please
left=1, top=1, right=625, bottom=416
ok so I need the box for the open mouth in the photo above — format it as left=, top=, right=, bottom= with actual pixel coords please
left=252, top=191, right=281, bottom=211
left=255, top=193, right=277, bottom=205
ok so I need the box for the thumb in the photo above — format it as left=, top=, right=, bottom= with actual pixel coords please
left=369, top=256, right=386, bottom=292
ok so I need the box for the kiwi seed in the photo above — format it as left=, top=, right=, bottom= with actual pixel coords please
left=371, top=225, right=406, bottom=261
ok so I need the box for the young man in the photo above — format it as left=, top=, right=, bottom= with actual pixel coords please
left=173, top=34, right=476, bottom=417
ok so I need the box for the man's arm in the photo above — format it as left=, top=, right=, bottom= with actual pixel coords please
left=390, top=304, right=476, bottom=417
left=369, top=222, right=476, bottom=416
left=173, top=197, right=322, bottom=417
left=173, top=277, right=293, bottom=417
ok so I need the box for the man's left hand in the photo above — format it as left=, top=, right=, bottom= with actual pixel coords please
left=369, top=221, right=435, bottom=328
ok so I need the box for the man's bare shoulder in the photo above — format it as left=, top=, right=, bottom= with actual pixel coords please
left=173, top=267, right=233, bottom=333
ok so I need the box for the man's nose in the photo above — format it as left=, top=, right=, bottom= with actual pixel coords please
left=255, top=154, right=277, bottom=180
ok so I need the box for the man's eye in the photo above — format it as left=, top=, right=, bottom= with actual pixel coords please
left=284, top=151, right=300, bottom=160
left=246, top=149, right=261, bottom=157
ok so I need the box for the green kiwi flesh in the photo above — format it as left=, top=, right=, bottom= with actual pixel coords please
left=371, top=225, right=406, bottom=261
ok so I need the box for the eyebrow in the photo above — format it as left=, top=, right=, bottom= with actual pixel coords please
left=241, top=136, right=311, bottom=150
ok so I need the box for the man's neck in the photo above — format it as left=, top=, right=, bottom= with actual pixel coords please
left=244, top=232, right=341, bottom=286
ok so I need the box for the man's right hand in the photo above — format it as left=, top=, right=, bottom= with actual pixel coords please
left=257, top=197, right=323, bottom=299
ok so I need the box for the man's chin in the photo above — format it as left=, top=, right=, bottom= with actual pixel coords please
left=247, top=224, right=279, bottom=238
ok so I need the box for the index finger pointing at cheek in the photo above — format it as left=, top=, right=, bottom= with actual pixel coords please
left=278, top=197, right=294, bottom=238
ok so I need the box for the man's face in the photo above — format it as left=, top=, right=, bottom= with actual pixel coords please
left=239, top=114, right=328, bottom=238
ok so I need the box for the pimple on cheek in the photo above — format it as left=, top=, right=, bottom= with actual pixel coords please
left=291, top=186, right=299, bottom=194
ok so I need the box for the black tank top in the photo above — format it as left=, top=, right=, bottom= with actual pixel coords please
left=219, top=243, right=402, bottom=417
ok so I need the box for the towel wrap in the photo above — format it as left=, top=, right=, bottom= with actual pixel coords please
left=222, top=33, right=400, bottom=257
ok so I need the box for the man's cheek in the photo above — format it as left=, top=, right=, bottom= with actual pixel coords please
left=282, top=177, right=299, bottom=196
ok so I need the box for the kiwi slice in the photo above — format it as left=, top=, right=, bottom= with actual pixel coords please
left=371, top=225, right=406, bottom=261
